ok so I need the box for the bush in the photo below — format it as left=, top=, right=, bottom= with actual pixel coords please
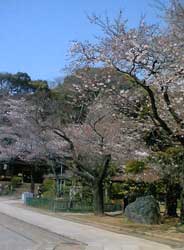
left=42, top=179, right=56, bottom=198
left=125, top=160, right=146, bottom=174
left=11, top=176, right=22, bottom=188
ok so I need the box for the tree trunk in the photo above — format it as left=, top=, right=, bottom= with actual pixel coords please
left=55, top=176, right=59, bottom=198
left=165, top=183, right=178, bottom=217
left=30, top=167, right=35, bottom=194
left=93, top=182, right=104, bottom=215
left=123, top=196, right=129, bottom=212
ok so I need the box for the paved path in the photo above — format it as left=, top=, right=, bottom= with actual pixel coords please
left=0, top=198, right=174, bottom=250
left=0, top=212, right=83, bottom=250
left=0, top=223, right=35, bottom=250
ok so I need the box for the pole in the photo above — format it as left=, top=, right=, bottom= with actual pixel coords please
left=59, top=164, right=63, bottom=196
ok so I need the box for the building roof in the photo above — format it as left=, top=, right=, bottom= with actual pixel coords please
left=112, top=168, right=160, bottom=183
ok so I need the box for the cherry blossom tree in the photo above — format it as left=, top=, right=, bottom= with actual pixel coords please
left=68, top=2, right=184, bottom=221
left=0, top=91, right=69, bottom=193
left=37, top=70, right=148, bottom=214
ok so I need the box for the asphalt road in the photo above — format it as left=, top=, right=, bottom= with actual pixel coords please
left=0, top=213, right=84, bottom=250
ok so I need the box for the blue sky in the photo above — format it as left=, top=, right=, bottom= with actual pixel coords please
left=0, top=0, right=161, bottom=81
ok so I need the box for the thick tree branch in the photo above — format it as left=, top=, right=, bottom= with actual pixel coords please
left=89, top=116, right=105, bottom=150
left=73, top=162, right=95, bottom=182
left=53, top=129, right=76, bottom=158
left=54, top=128, right=95, bottom=181
left=162, top=86, right=184, bottom=127
left=115, top=66, right=174, bottom=135
left=141, top=82, right=173, bottom=135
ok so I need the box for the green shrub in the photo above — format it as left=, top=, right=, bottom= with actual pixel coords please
left=11, top=176, right=22, bottom=188
left=42, top=179, right=56, bottom=198
left=125, top=160, right=146, bottom=174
